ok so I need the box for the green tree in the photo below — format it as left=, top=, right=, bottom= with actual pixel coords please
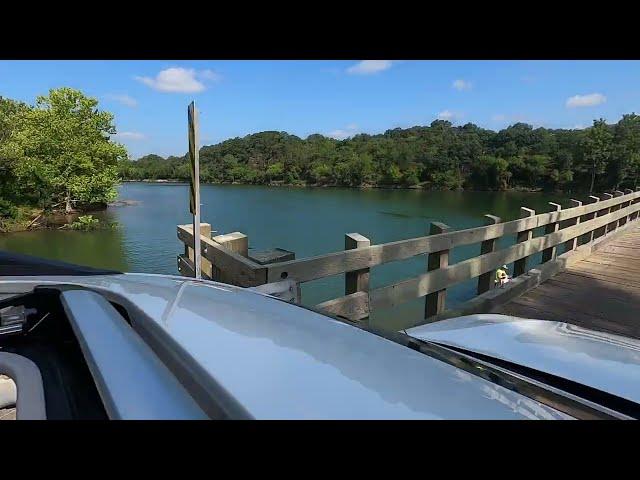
left=7, top=88, right=127, bottom=211
left=578, top=119, right=613, bottom=194
left=611, top=114, right=640, bottom=189
left=265, top=162, right=285, bottom=182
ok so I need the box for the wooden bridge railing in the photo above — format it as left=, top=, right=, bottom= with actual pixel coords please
left=177, top=189, right=640, bottom=325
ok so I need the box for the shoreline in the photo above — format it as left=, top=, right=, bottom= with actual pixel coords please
left=3, top=184, right=579, bottom=234
left=121, top=179, right=547, bottom=194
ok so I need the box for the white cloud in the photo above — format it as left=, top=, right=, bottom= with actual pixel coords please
left=573, top=124, right=586, bottom=130
left=492, top=114, right=507, bottom=122
left=198, top=69, right=221, bottom=82
left=566, top=93, right=606, bottom=108
left=114, top=131, right=146, bottom=141
left=452, top=79, right=472, bottom=91
left=105, top=93, right=138, bottom=108
left=327, top=124, right=359, bottom=139
left=347, top=60, right=393, bottom=75
left=135, top=67, right=221, bottom=93
left=437, top=110, right=457, bottom=121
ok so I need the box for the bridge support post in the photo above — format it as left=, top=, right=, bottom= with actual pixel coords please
left=587, top=196, right=600, bottom=243
left=613, top=191, right=625, bottom=230
left=542, top=202, right=561, bottom=263
left=564, top=199, right=582, bottom=252
left=514, top=207, right=535, bottom=277
left=344, top=233, right=371, bottom=324
left=477, top=214, right=501, bottom=295
left=186, top=223, right=212, bottom=278
left=623, top=189, right=634, bottom=224
left=601, top=193, right=614, bottom=237
left=210, top=231, right=250, bottom=283
left=425, top=222, right=451, bottom=319
left=345, top=234, right=370, bottom=291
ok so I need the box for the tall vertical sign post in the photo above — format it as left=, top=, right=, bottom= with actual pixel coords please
left=188, top=101, right=201, bottom=279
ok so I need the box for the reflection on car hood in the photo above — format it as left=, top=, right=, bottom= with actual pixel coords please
left=406, top=314, right=640, bottom=405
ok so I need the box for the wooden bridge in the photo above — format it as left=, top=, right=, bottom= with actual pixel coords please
left=495, top=223, right=640, bottom=339
left=177, top=188, right=640, bottom=336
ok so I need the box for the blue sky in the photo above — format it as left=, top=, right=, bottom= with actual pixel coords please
left=1, top=60, right=639, bottom=159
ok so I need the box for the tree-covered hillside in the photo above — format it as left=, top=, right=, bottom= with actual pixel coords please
left=119, top=116, right=640, bottom=193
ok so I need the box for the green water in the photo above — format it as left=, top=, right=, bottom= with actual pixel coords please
left=0, top=182, right=575, bottom=329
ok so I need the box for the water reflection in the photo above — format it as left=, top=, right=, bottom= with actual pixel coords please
left=0, top=218, right=130, bottom=272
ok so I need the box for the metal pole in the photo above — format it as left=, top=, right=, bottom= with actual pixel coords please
left=188, top=101, right=201, bottom=279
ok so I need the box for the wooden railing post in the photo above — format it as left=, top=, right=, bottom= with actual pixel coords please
left=564, top=199, right=582, bottom=252
left=542, top=202, right=561, bottom=263
left=587, top=195, right=600, bottom=243
left=345, top=233, right=371, bottom=296
left=425, top=222, right=451, bottom=319
left=513, top=207, right=535, bottom=277
left=186, top=223, right=212, bottom=278
left=344, top=233, right=371, bottom=324
left=477, top=214, right=501, bottom=295
left=613, top=191, right=624, bottom=230
left=209, top=232, right=249, bottom=283
left=601, top=193, right=614, bottom=236
left=624, top=188, right=636, bottom=223
left=623, top=189, right=634, bottom=225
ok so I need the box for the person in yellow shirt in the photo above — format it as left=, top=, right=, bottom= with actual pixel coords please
left=495, top=264, right=510, bottom=288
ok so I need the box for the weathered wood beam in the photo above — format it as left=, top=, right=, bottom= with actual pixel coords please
left=316, top=291, right=369, bottom=321
left=212, top=232, right=248, bottom=257
left=177, top=225, right=266, bottom=287
left=183, top=223, right=212, bottom=278
left=601, top=193, right=614, bottom=236
left=542, top=203, right=561, bottom=263
left=425, top=222, right=451, bottom=319
left=587, top=195, right=600, bottom=243
left=344, top=233, right=371, bottom=324
left=514, top=207, right=535, bottom=277
left=345, top=233, right=371, bottom=295
left=564, top=199, right=582, bottom=252
left=477, top=214, right=501, bottom=295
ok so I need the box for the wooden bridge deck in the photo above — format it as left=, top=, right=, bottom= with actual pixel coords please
left=494, top=225, right=640, bottom=339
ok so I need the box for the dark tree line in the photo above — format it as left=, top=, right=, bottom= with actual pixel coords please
left=122, top=116, right=640, bottom=193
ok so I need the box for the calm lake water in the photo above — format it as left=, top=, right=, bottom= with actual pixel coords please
left=0, top=182, right=574, bottom=329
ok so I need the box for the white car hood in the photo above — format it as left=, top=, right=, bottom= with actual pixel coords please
left=0, top=274, right=574, bottom=419
left=406, top=314, right=640, bottom=405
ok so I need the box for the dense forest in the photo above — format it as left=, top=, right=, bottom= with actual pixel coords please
left=0, top=89, right=126, bottom=230
left=120, top=116, right=640, bottom=194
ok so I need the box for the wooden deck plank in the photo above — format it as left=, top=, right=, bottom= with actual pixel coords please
left=545, top=276, right=640, bottom=299
left=534, top=280, right=640, bottom=306
left=582, top=257, right=640, bottom=274
left=568, top=262, right=640, bottom=281
left=598, top=245, right=640, bottom=258
left=494, top=225, right=640, bottom=339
